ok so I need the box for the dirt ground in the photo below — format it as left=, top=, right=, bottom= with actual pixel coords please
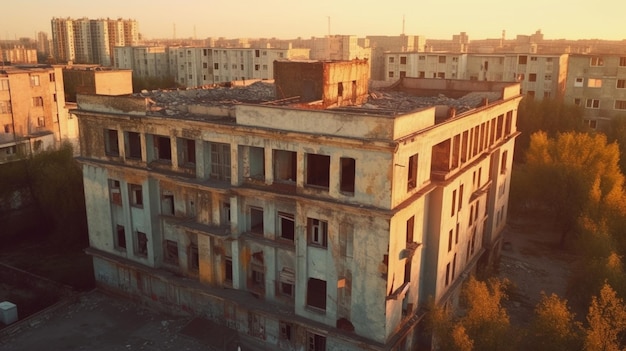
left=498, top=213, right=576, bottom=326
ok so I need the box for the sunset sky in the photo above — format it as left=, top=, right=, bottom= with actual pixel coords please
left=4, top=0, right=625, bottom=41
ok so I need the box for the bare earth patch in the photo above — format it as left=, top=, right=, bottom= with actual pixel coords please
left=498, top=214, right=576, bottom=326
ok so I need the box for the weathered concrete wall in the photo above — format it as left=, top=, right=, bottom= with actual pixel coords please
left=77, top=94, right=146, bottom=116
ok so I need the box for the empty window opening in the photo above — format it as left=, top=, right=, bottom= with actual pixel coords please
left=222, top=202, right=231, bottom=224
left=249, top=146, right=265, bottom=180
left=225, top=257, right=233, bottom=283
left=337, top=82, right=343, bottom=97
left=104, top=129, right=119, bottom=156
left=278, top=212, right=295, bottom=241
left=189, top=243, right=199, bottom=272
left=115, top=225, right=126, bottom=249
left=307, top=278, right=327, bottom=310
left=136, top=231, right=148, bottom=257
left=404, top=257, right=412, bottom=283
left=306, top=153, right=330, bottom=189
left=273, top=150, right=297, bottom=183
left=340, top=157, right=355, bottom=194
left=406, top=216, right=414, bottom=243
left=127, top=132, right=141, bottom=159
left=307, top=218, right=328, bottom=248
left=279, top=322, right=293, bottom=341
left=307, top=332, right=326, bottom=351
left=164, top=240, right=179, bottom=265
left=155, top=135, right=171, bottom=161
left=250, top=207, right=264, bottom=235
left=129, top=184, right=143, bottom=207
left=407, top=153, right=418, bottom=191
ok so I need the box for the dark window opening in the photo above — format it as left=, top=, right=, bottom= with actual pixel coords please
left=105, top=129, right=119, bottom=156
left=127, top=132, right=141, bottom=159
left=189, top=244, right=199, bottom=271
left=250, top=207, right=264, bottom=235
left=340, top=157, right=355, bottom=194
left=109, top=179, right=122, bottom=205
left=155, top=135, right=171, bottom=161
left=162, top=193, right=174, bottom=215
left=404, top=258, right=412, bottom=284
left=249, top=146, right=265, bottom=180
left=225, top=257, right=233, bottom=283
left=407, top=153, right=418, bottom=190
left=129, top=184, right=143, bottom=207
left=280, top=322, right=293, bottom=341
left=116, top=225, right=126, bottom=249
left=274, top=150, right=297, bottom=183
left=179, top=138, right=196, bottom=166
left=210, top=143, right=231, bottom=181
left=306, top=153, right=330, bottom=189
left=136, top=231, right=148, bottom=257
left=307, top=278, right=327, bottom=310
left=164, top=240, right=179, bottom=265
left=279, top=212, right=295, bottom=241
left=337, top=82, right=343, bottom=97
left=406, top=216, right=414, bottom=243
left=307, top=332, right=326, bottom=351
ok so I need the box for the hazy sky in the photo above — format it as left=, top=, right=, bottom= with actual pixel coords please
left=4, top=0, right=625, bottom=41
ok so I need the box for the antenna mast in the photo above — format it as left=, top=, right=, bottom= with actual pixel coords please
left=402, top=15, right=405, bottom=35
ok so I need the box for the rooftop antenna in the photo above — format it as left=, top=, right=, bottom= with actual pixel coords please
left=402, top=15, right=405, bottom=35
left=327, top=16, right=331, bottom=37
left=173, top=23, right=176, bottom=39
left=194, top=25, right=196, bottom=40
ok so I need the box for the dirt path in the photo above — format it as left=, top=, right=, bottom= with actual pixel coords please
left=498, top=214, right=576, bottom=326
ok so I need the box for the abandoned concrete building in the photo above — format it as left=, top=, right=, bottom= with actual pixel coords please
left=0, top=64, right=71, bottom=163
left=75, top=60, right=522, bottom=351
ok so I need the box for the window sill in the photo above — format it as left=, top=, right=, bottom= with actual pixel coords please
left=305, top=306, right=326, bottom=315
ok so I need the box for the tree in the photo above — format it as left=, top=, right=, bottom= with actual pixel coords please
left=515, top=97, right=586, bottom=161
left=522, top=131, right=626, bottom=247
left=528, top=293, right=582, bottom=351
left=459, top=276, right=513, bottom=351
left=584, top=283, right=626, bottom=351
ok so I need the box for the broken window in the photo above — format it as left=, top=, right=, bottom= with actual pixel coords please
left=340, top=157, right=355, bottom=194
left=404, top=257, right=412, bottom=284
left=307, top=218, right=328, bottom=248
left=115, top=225, right=126, bottom=250
left=222, top=202, right=231, bottom=224
left=279, top=321, right=293, bottom=341
left=210, top=142, right=231, bottom=181
left=407, top=153, right=418, bottom=191
left=129, top=183, right=143, bottom=208
left=501, top=151, right=508, bottom=174
left=278, top=212, right=295, bottom=241
left=104, top=129, right=120, bottom=156
left=406, top=216, right=414, bottom=243
left=273, top=150, right=297, bottom=183
left=248, top=146, right=265, bottom=180
left=126, top=132, right=141, bottom=159
left=178, top=138, right=196, bottom=167
left=305, top=153, right=330, bottom=189
left=306, top=278, right=327, bottom=311
left=225, top=257, right=233, bottom=283
left=161, top=191, right=174, bottom=215
left=189, top=243, right=199, bottom=272
left=450, top=189, right=456, bottom=217
left=250, top=252, right=265, bottom=292
left=136, top=231, right=148, bottom=257
left=153, top=135, right=171, bottom=162
left=307, top=332, right=326, bottom=351
left=445, top=262, right=450, bottom=286
left=109, top=179, right=122, bottom=205
left=250, top=206, right=264, bottom=235
left=278, top=267, right=295, bottom=298
left=164, top=240, right=179, bottom=265
left=337, top=82, right=343, bottom=97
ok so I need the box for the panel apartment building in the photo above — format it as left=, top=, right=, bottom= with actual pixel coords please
left=51, top=17, right=139, bottom=66
left=75, top=60, right=521, bottom=351
left=0, top=65, right=71, bottom=163
left=564, top=54, right=626, bottom=130
left=114, top=45, right=310, bottom=88
left=384, top=52, right=568, bottom=100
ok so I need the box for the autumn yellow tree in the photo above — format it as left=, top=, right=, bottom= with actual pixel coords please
left=527, top=293, right=582, bottom=350
left=584, top=283, right=626, bottom=351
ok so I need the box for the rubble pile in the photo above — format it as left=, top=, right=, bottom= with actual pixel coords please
left=364, top=90, right=503, bottom=114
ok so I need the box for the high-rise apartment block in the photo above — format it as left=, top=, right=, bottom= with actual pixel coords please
left=51, top=17, right=139, bottom=66
left=74, top=59, right=521, bottom=350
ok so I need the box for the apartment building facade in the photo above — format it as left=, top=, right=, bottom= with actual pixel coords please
left=0, top=65, right=72, bottom=163
left=366, top=35, right=426, bottom=81
left=75, top=66, right=521, bottom=350
left=114, top=46, right=171, bottom=81
left=384, top=52, right=568, bottom=100
left=564, top=54, right=626, bottom=129
left=51, top=17, right=139, bottom=66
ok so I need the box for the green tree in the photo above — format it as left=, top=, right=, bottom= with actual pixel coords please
left=584, top=283, right=626, bottom=351
left=528, top=293, right=583, bottom=350
left=522, top=131, right=625, bottom=247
